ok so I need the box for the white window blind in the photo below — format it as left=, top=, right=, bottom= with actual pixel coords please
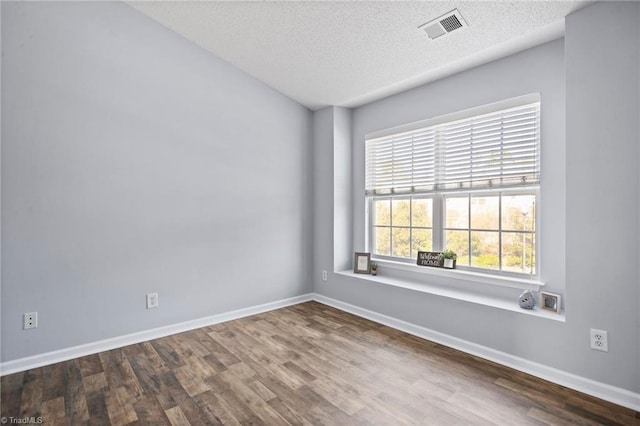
left=366, top=101, right=540, bottom=196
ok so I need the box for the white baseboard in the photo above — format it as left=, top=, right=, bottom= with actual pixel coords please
left=2, top=291, right=638, bottom=412
left=0, top=293, right=313, bottom=376
left=312, top=293, right=640, bottom=412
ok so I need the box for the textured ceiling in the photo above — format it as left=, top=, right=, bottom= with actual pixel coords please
left=127, top=1, right=592, bottom=110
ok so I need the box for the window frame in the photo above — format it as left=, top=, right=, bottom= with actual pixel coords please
left=364, top=94, right=542, bottom=282
left=442, top=188, right=539, bottom=278
left=367, top=188, right=540, bottom=280
left=368, top=194, right=437, bottom=261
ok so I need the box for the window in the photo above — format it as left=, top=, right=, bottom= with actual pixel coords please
left=372, top=197, right=433, bottom=258
left=366, top=95, right=540, bottom=277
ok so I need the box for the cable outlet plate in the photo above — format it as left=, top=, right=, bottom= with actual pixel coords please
left=24, top=312, right=38, bottom=330
left=146, top=293, right=159, bottom=309
left=590, top=328, right=608, bottom=352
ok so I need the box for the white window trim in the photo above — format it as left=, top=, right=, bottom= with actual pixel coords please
left=336, top=269, right=558, bottom=321
left=369, top=258, right=544, bottom=291
left=364, top=94, right=542, bottom=291
left=367, top=188, right=540, bottom=281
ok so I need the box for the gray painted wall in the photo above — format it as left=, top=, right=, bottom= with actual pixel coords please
left=564, top=1, right=639, bottom=391
left=312, top=107, right=333, bottom=293
left=313, top=2, right=639, bottom=393
left=1, top=2, right=313, bottom=362
left=333, top=107, right=353, bottom=272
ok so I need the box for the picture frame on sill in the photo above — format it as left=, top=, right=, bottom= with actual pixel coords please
left=353, top=252, right=371, bottom=274
left=541, top=292, right=561, bottom=314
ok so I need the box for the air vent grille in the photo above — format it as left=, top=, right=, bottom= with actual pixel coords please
left=419, top=9, right=467, bottom=40
left=440, top=14, right=463, bottom=33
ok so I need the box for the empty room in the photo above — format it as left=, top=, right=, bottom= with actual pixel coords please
left=1, top=0, right=639, bottom=424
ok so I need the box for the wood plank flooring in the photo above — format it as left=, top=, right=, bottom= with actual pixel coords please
left=1, top=301, right=638, bottom=425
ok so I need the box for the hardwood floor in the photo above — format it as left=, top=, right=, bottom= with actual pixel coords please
left=1, top=301, right=638, bottom=425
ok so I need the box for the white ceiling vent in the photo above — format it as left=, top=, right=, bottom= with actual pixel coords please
left=419, top=9, right=467, bottom=40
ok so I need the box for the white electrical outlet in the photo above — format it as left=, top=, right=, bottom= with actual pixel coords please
left=322, top=270, right=328, bottom=281
left=590, top=328, right=608, bottom=352
left=146, top=293, right=159, bottom=309
left=23, top=312, right=38, bottom=330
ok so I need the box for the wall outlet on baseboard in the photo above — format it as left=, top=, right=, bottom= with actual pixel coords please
left=146, top=293, right=159, bottom=309
left=590, top=328, right=608, bottom=352
left=23, top=312, right=38, bottom=330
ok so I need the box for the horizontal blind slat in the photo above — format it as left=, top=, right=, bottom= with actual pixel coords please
left=366, top=101, right=540, bottom=195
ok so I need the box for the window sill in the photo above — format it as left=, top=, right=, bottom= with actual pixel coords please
left=372, top=259, right=544, bottom=291
left=336, top=267, right=564, bottom=322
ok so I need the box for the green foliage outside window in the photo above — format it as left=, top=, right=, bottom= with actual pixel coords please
left=372, top=193, right=536, bottom=274
left=374, top=198, right=433, bottom=259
